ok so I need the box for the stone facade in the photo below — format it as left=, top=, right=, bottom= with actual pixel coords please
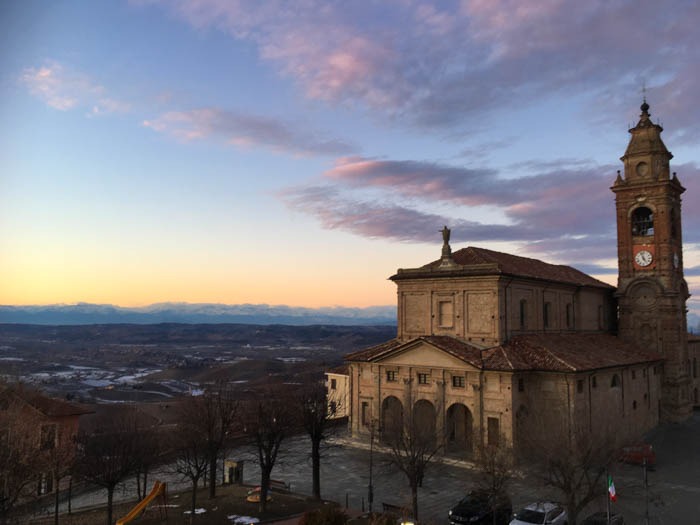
left=612, top=100, right=692, bottom=422
left=325, top=368, right=350, bottom=419
left=342, top=101, right=690, bottom=455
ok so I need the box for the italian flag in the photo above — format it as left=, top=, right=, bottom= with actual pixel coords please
left=608, top=475, right=617, bottom=502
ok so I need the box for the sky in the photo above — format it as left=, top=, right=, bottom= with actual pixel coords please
left=1, top=0, right=699, bottom=317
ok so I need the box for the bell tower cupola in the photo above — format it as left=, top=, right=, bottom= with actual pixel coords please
left=612, top=99, right=691, bottom=422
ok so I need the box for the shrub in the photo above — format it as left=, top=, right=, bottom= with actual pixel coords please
left=299, top=504, right=347, bottom=525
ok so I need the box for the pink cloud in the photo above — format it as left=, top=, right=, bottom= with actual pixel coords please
left=281, top=157, right=700, bottom=263
left=20, top=60, right=130, bottom=115
left=143, top=108, right=355, bottom=156
left=141, top=1, right=700, bottom=136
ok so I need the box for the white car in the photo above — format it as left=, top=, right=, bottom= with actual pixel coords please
left=509, top=502, right=568, bottom=525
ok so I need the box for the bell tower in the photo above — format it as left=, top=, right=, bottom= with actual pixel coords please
left=612, top=100, right=691, bottom=422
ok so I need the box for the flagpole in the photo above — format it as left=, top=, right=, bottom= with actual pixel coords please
left=643, top=457, right=649, bottom=525
left=606, top=468, right=611, bottom=525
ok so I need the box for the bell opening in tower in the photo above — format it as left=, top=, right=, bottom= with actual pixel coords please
left=631, top=207, right=654, bottom=236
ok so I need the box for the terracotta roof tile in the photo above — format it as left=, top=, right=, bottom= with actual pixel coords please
left=392, top=246, right=612, bottom=289
left=346, top=333, right=663, bottom=374
left=345, top=336, right=484, bottom=367
left=345, top=338, right=403, bottom=361
left=489, top=334, right=663, bottom=372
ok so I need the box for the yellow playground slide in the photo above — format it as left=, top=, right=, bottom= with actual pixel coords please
left=116, top=480, right=167, bottom=525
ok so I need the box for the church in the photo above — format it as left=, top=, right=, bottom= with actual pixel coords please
left=342, top=101, right=693, bottom=454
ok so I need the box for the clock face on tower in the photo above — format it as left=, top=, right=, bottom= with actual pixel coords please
left=635, top=250, right=653, bottom=267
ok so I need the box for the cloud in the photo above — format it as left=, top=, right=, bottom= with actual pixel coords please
left=143, top=108, right=355, bottom=156
left=280, top=157, right=700, bottom=266
left=321, top=156, right=615, bottom=237
left=280, top=185, right=521, bottom=243
left=141, top=1, right=700, bottom=137
left=20, top=61, right=130, bottom=115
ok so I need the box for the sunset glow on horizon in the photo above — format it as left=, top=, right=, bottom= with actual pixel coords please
left=2, top=1, right=699, bottom=320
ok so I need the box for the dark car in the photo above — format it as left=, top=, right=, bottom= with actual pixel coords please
left=581, top=511, right=624, bottom=524
left=448, top=490, right=512, bottom=525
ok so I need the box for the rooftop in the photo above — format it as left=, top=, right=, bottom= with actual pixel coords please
left=391, top=246, right=613, bottom=289
left=346, top=333, right=663, bottom=373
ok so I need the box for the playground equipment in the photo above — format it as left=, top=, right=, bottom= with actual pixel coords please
left=116, top=480, right=168, bottom=525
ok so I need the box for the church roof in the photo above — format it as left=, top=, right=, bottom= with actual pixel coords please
left=345, top=335, right=483, bottom=367
left=489, top=333, right=663, bottom=372
left=391, top=246, right=612, bottom=289
left=346, top=333, right=662, bottom=373
left=622, top=100, right=672, bottom=160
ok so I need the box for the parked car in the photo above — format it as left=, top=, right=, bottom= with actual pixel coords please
left=509, top=502, right=567, bottom=525
left=581, top=511, right=624, bottom=524
left=448, top=490, right=513, bottom=525
left=619, top=443, right=656, bottom=467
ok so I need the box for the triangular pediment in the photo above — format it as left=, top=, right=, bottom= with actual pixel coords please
left=376, top=340, right=480, bottom=371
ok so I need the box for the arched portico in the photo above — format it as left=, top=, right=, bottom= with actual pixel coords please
left=381, top=395, right=404, bottom=443
left=445, top=403, right=473, bottom=455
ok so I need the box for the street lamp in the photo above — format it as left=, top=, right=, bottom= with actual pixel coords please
left=368, top=418, right=377, bottom=513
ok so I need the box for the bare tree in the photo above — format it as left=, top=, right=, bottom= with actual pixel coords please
left=522, top=411, right=617, bottom=525
left=0, top=392, right=43, bottom=525
left=383, top=416, right=442, bottom=521
left=132, top=426, right=163, bottom=500
left=473, top=438, right=515, bottom=525
left=171, top=427, right=209, bottom=521
left=72, top=413, right=140, bottom=525
left=295, top=378, right=339, bottom=500
left=244, top=396, right=291, bottom=513
left=46, top=431, right=77, bottom=525
left=184, top=382, right=239, bottom=500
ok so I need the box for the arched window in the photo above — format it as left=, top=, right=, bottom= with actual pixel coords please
left=632, top=207, right=654, bottom=236
left=611, top=374, right=621, bottom=388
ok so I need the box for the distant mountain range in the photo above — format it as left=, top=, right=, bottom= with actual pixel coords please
left=0, top=302, right=397, bottom=326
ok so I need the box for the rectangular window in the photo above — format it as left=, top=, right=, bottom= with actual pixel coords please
left=417, top=373, right=430, bottom=385
left=631, top=369, right=636, bottom=380
left=519, top=300, right=527, bottom=329
left=577, top=379, right=584, bottom=393
left=438, top=300, right=454, bottom=328
left=566, top=303, right=573, bottom=329
left=330, top=378, right=337, bottom=390
left=386, top=370, right=397, bottom=382
left=452, top=375, right=465, bottom=388
left=361, top=402, right=369, bottom=426
left=592, top=376, right=597, bottom=388
left=487, top=417, right=500, bottom=447
left=40, top=424, right=56, bottom=451
left=543, top=302, right=551, bottom=329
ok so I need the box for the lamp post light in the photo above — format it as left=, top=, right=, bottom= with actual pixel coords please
left=368, top=419, right=377, bottom=513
